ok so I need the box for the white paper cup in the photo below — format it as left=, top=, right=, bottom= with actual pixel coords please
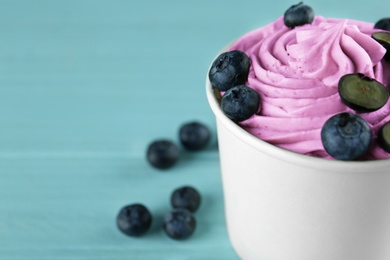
left=206, top=46, right=390, bottom=260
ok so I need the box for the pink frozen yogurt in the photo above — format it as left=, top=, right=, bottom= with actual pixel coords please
left=228, top=16, right=390, bottom=160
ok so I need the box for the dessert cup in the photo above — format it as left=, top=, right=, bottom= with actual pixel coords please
left=206, top=45, right=390, bottom=260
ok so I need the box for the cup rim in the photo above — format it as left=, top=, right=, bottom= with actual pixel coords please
left=206, top=45, right=390, bottom=172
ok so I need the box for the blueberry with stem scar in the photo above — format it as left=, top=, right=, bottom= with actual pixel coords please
left=116, top=204, right=153, bottom=237
left=338, top=73, right=389, bottom=112
left=221, top=85, right=260, bottom=122
left=284, top=2, right=314, bottom=28
left=378, top=122, right=390, bottom=153
left=209, top=50, right=251, bottom=91
left=321, top=112, right=372, bottom=160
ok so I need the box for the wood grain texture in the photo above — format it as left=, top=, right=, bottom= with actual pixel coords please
left=0, top=0, right=386, bottom=259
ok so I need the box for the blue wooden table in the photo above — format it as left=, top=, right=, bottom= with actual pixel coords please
left=0, top=0, right=387, bottom=259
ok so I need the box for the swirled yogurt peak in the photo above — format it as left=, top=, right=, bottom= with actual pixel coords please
left=228, top=16, right=390, bottom=159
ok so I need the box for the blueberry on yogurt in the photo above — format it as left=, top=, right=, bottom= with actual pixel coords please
left=321, top=112, right=372, bottom=160
left=338, top=73, right=389, bottom=112
left=378, top=122, right=390, bottom=153
left=374, top=18, right=390, bottom=31
left=221, top=85, right=260, bottom=122
left=284, top=2, right=314, bottom=28
left=209, top=50, right=251, bottom=91
left=372, top=31, right=390, bottom=61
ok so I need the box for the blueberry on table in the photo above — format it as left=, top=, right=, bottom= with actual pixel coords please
left=171, top=186, right=201, bottom=213
left=378, top=122, right=390, bottom=153
left=372, top=31, right=390, bottom=61
left=338, top=73, right=389, bottom=112
left=374, top=18, right=390, bottom=31
left=321, top=112, right=372, bottom=160
left=179, top=122, right=211, bottom=151
left=221, top=84, right=260, bottom=122
left=147, top=140, right=180, bottom=169
left=163, top=209, right=196, bottom=240
left=116, top=204, right=152, bottom=237
left=209, top=50, right=251, bottom=91
left=284, top=2, right=314, bottom=28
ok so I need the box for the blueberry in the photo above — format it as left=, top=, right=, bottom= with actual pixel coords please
left=374, top=18, right=390, bottom=31
left=116, top=204, right=152, bottom=237
left=208, top=50, right=251, bottom=91
left=284, top=2, right=314, bottom=28
left=378, top=122, right=390, bottom=153
left=221, top=85, right=260, bottom=122
left=163, top=209, right=196, bottom=240
left=372, top=31, right=390, bottom=61
left=147, top=140, right=180, bottom=169
left=321, top=113, right=372, bottom=160
left=338, top=73, right=389, bottom=112
left=171, top=186, right=201, bottom=213
left=179, top=121, right=211, bottom=151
